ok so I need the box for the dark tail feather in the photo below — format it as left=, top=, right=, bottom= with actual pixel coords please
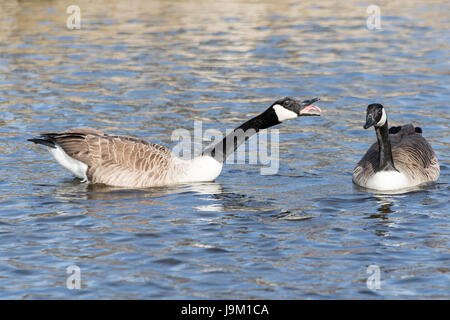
left=28, top=137, right=57, bottom=149
left=389, top=126, right=402, bottom=134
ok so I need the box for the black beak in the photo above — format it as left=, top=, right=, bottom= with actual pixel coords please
left=300, top=97, right=320, bottom=107
left=364, top=114, right=375, bottom=129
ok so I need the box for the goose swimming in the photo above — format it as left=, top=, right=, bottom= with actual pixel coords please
left=353, top=103, right=439, bottom=191
left=29, top=97, right=321, bottom=188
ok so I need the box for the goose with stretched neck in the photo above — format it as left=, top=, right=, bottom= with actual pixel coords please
left=353, top=103, right=440, bottom=191
left=28, top=97, right=321, bottom=188
left=204, top=97, right=321, bottom=162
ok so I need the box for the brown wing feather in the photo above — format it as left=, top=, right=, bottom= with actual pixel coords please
left=40, top=128, right=105, bottom=166
left=43, top=129, right=174, bottom=187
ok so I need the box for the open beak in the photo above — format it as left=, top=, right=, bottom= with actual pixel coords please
left=364, top=114, right=375, bottom=129
left=298, top=97, right=321, bottom=116
left=299, top=105, right=321, bottom=116
left=299, top=103, right=321, bottom=116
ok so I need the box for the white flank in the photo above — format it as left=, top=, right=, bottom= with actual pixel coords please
left=365, top=170, right=411, bottom=191
left=272, top=104, right=298, bottom=122
left=179, top=156, right=223, bottom=183
left=48, top=145, right=88, bottom=181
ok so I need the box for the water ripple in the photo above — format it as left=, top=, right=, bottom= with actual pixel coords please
left=0, top=0, right=448, bottom=299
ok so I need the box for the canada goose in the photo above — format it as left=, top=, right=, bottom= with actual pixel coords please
left=353, top=103, right=440, bottom=191
left=29, top=97, right=321, bottom=188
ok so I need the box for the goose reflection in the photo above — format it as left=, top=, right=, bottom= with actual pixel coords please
left=353, top=182, right=435, bottom=195
left=86, top=181, right=224, bottom=200
left=48, top=179, right=227, bottom=216
left=368, top=195, right=398, bottom=219
left=86, top=182, right=228, bottom=214
left=51, top=178, right=278, bottom=216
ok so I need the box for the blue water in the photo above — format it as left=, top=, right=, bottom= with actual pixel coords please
left=0, top=0, right=449, bottom=299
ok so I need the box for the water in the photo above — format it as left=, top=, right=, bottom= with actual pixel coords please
left=0, top=0, right=449, bottom=299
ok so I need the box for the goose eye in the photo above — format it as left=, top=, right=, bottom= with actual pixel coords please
left=283, top=100, right=290, bottom=107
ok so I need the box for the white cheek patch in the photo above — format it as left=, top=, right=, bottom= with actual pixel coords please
left=375, top=108, right=387, bottom=127
left=273, top=104, right=298, bottom=122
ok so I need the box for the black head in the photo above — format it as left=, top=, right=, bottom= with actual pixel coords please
left=364, top=103, right=387, bottom=129
left=270, top=97, right=321, bottom=122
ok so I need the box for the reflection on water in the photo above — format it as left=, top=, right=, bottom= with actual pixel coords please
left=0, top=0, right=449, bottom=299
left=353, top=181, right=442, bottom=196
left=376, top=202, right=395, bottom=215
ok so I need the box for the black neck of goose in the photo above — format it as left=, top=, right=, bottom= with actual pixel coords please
left=375, top=121, right=397, bottom=172
left=203, top=107, right=280, bottom=163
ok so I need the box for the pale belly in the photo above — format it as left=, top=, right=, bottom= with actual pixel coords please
left=365, top=171, right=411, bottom=191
